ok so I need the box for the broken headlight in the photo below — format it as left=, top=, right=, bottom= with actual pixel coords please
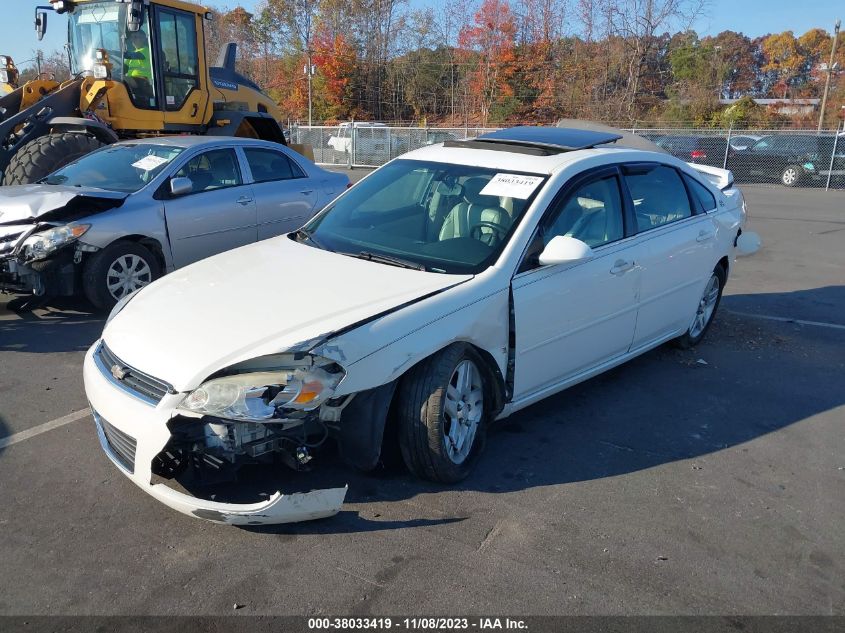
left=178, top=355, right=345, bottom=422
left=21, top=224, right=90, bottom=261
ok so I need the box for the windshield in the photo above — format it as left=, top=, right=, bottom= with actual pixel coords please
left=68, top=2, right=128, bottom=79
left=41, top=144, right=183, bottom=193
left=301, top=159, right=547, bottom=274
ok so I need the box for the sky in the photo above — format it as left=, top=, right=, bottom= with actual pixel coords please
left=3, top=0, right=841, bottom=70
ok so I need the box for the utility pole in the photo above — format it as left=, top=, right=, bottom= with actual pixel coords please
left=818, top=19, right=841, bottom=132
left=35, top=50, right=43, bottom=76
left=304, top=50, right=315, bottom=127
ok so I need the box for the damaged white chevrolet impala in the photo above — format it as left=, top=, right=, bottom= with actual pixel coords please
left=83, top=126, right=760, bottom=525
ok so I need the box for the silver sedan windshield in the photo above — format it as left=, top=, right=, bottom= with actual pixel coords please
left=42, top=144, right=184, bottom=193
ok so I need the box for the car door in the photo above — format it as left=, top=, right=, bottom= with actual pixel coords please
left=512, top=168, right=643, bottom=400
left=242, top=146, right=319, bottom=240
left=622, top=163, right=718, bottom=349
left=163, top=147, right=257, bottom=268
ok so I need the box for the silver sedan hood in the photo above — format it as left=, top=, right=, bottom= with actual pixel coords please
left=0, top=184, right=128, bottom=225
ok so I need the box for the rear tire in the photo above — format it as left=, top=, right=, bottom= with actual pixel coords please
left=397, top=344, right=488, bottom=483
left=2, top=133, right=105, bottom=185
left=674, top=265, right=726, bottom=349
left=82, top=241, right=161, bottom=311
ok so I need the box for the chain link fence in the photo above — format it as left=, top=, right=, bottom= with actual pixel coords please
left=291, top=124, right=499, bottom=168
left=292, top=123, right=845, bottom=191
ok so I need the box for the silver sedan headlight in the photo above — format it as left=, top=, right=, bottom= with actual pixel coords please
left=22, top=224, right=90, bottom=261
left=178, top=354, right=345, bottom=422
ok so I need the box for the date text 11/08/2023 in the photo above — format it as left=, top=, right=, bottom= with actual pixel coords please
left=307, top=617, right=529, bottom=630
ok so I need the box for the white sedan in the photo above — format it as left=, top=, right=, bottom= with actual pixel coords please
left=83, top=126, right=760, bottom=525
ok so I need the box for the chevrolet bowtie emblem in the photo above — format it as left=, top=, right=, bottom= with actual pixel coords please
left=110, top=364, right=129, bottom=380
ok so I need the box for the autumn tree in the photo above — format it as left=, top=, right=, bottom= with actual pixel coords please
left=311, top=24, right=356, bottom=119
left=458, top=0, right=518, bottom=126
left=761, top=31, right=802, bottom=98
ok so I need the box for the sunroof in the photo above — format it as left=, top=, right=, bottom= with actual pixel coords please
left=476, top=126, right=623, bottom=150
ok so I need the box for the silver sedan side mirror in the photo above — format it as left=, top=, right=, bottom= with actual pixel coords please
left=538, top=235, right=594, bottom=266
left=169, top=177, right=193, bottom=197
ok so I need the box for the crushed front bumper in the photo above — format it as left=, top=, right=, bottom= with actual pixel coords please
left=83, top=343, right=347, bottom=525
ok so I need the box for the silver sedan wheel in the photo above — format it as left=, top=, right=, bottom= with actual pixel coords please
left=689, top=273, right=720, bottom=338
left=106, top=254, right=152, bottom=301
left=443, top=359, right=484, bottom=465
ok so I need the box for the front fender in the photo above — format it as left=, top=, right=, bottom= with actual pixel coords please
left=315, top=273, right=510, bottom=398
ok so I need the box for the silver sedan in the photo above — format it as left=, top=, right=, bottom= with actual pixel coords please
left=0, top=136, right=349, bottom=308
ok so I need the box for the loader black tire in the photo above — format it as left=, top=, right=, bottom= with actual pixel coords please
left=2, top=133, right=106, bottom=186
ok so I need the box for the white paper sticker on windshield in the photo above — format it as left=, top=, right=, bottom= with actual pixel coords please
left=132, top=155, right=170, bottom=171
left=479, top=173, right=543, bottom=199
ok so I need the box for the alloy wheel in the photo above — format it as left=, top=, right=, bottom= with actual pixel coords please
left=442, top=359, right=484, bottom=465
left=689, top=273, right=720, bottom=338
left=782, top=168, right=797, bottom=186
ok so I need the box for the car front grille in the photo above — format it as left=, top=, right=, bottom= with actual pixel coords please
left=98, top=415, right=137, bottom=474
left=96, top=342, right=174, bottom=405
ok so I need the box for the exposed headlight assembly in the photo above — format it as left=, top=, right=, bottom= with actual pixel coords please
left=179, top=354, right=345, bottom=422
left=21, top=224, right=90, bottom=261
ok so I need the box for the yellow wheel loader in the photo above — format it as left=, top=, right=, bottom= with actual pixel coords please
left=0, top=0, right=309, bottom=185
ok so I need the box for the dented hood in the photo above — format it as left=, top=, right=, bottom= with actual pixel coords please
left=0, top=184, right=128, bottom=225
left=104, top=236, right=471, bottom=391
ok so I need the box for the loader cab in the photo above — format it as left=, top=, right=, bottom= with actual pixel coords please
left=66, top=0, right=207, bottom=130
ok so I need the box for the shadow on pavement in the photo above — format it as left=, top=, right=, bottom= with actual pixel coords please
left=722, top=285, right=845, bottom=326
left=0, top=295, right=104, bottom=354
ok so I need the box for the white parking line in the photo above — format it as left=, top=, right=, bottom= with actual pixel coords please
left=725, top=310, right=845, bottom=331
left=0, top=408, right=91, bottom=449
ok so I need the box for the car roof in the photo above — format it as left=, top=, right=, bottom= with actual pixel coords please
left=399, top=142, right=683, bottom=176
left=111, top=136, right=286, bottom=150
left=396, top=124, right=686, bottom=175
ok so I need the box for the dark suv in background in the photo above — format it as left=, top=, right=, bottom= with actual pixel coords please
left=727, top=134, right=845, bottom=187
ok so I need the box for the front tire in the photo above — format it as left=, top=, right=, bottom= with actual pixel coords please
left=82, top=241, right=161, bottom=311
left=2, top=133, right=105, bottom=185
left=674, top=266, right=726, bottom=349
left=397, top=344, right=488, bottom=483
left=781, top=165, right=802, bottom=187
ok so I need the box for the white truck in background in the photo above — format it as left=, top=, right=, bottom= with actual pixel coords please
left=327, top=121, right=407, bottom=160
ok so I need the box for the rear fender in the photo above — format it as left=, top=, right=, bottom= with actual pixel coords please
left=48, top=116, right=119, bottom=145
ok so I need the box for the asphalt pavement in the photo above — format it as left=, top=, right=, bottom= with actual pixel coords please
left=0, top=185, right=843, bottom=616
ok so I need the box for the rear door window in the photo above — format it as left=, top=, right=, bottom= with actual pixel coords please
left=623, top=164, right=693, bottom=232
left=244, top=148, right=305, bottom=183
left=682, top=173, right=717, bottom=212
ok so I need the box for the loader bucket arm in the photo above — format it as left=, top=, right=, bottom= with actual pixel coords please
left=0, top=87, right=24, bottom=124
left=0, top=79, right=83, bottom=176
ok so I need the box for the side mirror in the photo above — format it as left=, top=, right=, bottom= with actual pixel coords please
left=169, top=177, right=193, bottom=197
left=35, top=11, right=47, bottom=41
left=126, top=1, right=143, bottom=32
left=538, top=235, right=594, bottom=266
left=735, top=230, right=761, bottom=257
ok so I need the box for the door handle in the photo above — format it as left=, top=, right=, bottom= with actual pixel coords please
left=696, top=230, right=715, bottom=242
left=236, top=196, right=253, bottom=206
left=300, top=189, right=314, bottom=195
left=610, top=259, right=635, bottom=275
